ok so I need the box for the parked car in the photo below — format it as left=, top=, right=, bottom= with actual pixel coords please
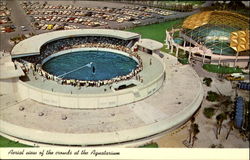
left=225, top=73, right=244, bottom=81
left=132, top=21, right=141, bottom=24
left=20, top=25, right=27, bottom=31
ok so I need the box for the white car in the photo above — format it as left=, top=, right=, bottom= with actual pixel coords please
left=133, top=21, right=141, bottom=24
left=20, top=25, right=27, bottom=31
left=74, top=18, right=79, bottom=23
left=41, top=24, right=48, bottom=30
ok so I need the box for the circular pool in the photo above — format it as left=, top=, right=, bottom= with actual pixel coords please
left=42, top=50, right=138, bottom=81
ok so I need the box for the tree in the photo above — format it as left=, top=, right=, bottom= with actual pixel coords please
left=43, top=1, right=47, bottom=7
left=206, top=91, right=219, bottom=102
left=226, top=119, right=234, bottom=140
left=215, top=120, right=219, bottom=139
left=222, top=1, right=227, bottom=10
left=203, top=107, right=216, bottom=119
left=215, top=113, right=227, bottom=138
left=191, top=117, right=195, bottom=124
left=218, top=113, right=227, bottom=134
left=203, top=77, right=212, bottom=87
left=228, top=1, right=246, bottom=10
left=191, top=123, right=200, bottom=147
left=188, top=127, right=192, bottom=143
left=188, top=120, right=200, bottom=147
left=188, top=117, right=196, bottom=143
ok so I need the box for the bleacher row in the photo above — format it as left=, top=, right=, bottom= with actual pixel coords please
left=234, top=96, right=244, bottom=129
left=238, top=82, right=250, bottom=91
left=19, top=36, right=133, bottom=64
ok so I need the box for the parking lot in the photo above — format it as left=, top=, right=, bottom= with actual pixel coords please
left=0, top=1, right=14, bottom=33
left=21, top=1, right=174, bottom=31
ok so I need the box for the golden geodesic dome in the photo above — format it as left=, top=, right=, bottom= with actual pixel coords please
left=182, top=11, right=250, bottom=52
left=182, top=11, right=249, bottom=30
left=230, top=30, right=249, bottom=52
left=182, top=11, right=211, bottom=30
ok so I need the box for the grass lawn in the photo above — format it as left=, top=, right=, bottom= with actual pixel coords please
left=178, top=57, right=189, bottom=64
left=139, top=142, right=159, bottom=148
left=127, top=19, right=184, bottom=44
left=203, top=64, right=243, bottom=74
left=178, top=1, right=205, bottom=5
left=166, top=1, right=205, bottom=5
left=0, top=135, right=30, bottom=147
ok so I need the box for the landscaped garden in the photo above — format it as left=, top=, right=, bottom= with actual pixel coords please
left=139, top=142, right=159, bottom=148
left=177, top=51, right=189, bottom=64
left=202, top=64, right=243, bottom=74
left=0, top=135, right=30, bottom=147
left=127, top=19, right=184, bottom=44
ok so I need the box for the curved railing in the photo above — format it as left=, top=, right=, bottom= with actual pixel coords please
left=19, top=44, right=143, bottom=87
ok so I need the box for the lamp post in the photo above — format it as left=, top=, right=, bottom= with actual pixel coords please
left=234, top=51, right=239, bottom=67
left=219, top=48, right=222, bottom=66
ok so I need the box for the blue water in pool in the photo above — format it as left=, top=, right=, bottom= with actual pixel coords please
left=42, top=50, right=138, bottom=81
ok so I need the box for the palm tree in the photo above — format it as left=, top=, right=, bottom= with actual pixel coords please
left=219, top=113, right=227, bottom=134
left=191, top=117, right=195, bottom=123
left=191, top=123, right=200, bottom=147
left=188, top=125, right=193, bottom=143
left=226, top=119, right=234, bottom=140
left=188, top=117, right=196, bottom=143
left=222, top=1, right=227, bottom=10
left=215, top=120, right=220, bottom=139
left=216, top=113, right=227, bottom=138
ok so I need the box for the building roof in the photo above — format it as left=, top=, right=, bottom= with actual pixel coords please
left=11, top=29, right=140, bottom=57
left=0, top=54, right=24, bottom=79
left=182, top=11, right=249, bottom=30
left=230, top=30, right=249, bottom=52
left=137, top=39, right=163, bottom=51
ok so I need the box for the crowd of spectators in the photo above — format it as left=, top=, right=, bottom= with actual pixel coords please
left=17, top=36, right=143, bottom=88
left=22, top=36, right=131, bottom=64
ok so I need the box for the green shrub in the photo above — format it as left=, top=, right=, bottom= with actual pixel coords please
left=139, top=142, right=159, bottom=148
left=206, top=91, right=219, bottom=102
left=203, top=107, right=216, bottom=119
left=203, top=77, right=213, bottom=87
left=178, top=57, right=189, bottom=64
left=202, top=64, right=242, bottom=74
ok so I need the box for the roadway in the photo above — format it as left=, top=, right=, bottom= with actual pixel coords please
left=0, top=0, right=35, bottom=52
